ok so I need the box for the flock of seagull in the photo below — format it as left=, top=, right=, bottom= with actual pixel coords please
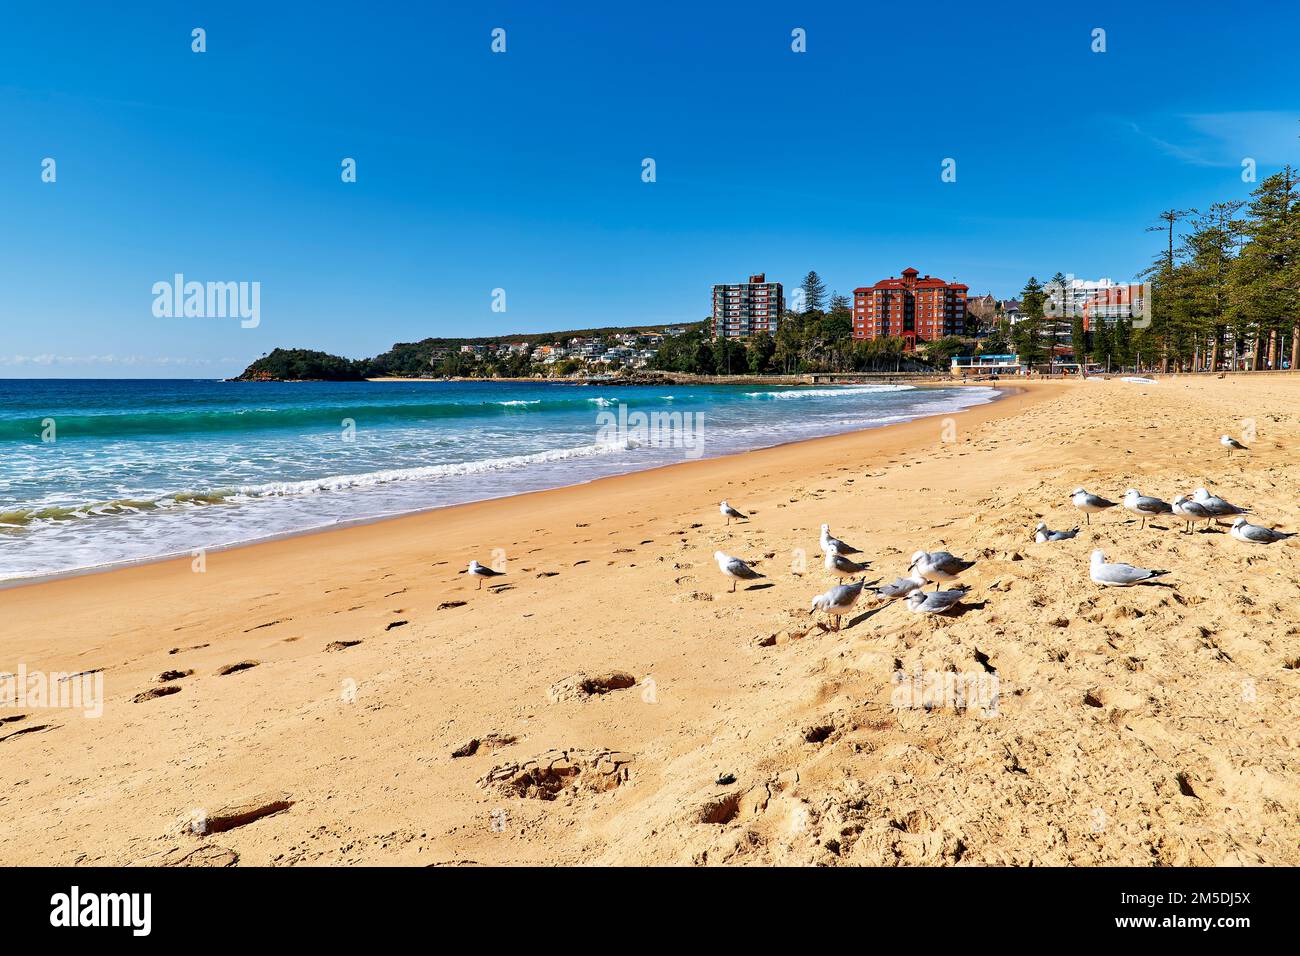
left=706, top=432, right=1291, bottom=631
left=460, top=433, right=1290, bottom=630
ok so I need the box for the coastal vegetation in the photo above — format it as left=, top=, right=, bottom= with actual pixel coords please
left=238, top=167, right=1299, bottom=381
left=1011, top=166, right=1299, bottom=372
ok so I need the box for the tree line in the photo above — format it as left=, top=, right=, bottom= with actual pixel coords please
left=1010, top=165, right=1298, bottom=372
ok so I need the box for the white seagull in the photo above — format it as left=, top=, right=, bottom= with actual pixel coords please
left=1220, top=434, right=1249, bottom=455
left=1070, top=487, right=1118, bottom=525
left=719, top=500, right=748, bottom=525
left=1122, top=488, right=1173, bottom=529
left=820, top=524, right=862, bottom=556
left=1229, top=517, right=1294, bottom=544
left=1191, top=488, right=1249, bottom=521
left=467, top=560, right=506, bottom=590
left=906, top=588, right=968, bottom=615
left=809, top=580, right=866, bottom=631
left=871, top=575, right=928, bottom=601
left=714, top=551, right=765, bottom=592
left=823, top=549, right=870, bottom=580
left=1170, top=495, right=1215, bottom=533
left=909, top=550, right=976, bottom=590
left=1089, top=549, right=1169, bottom=587
left=1033, top=522, right=1079, bottom=543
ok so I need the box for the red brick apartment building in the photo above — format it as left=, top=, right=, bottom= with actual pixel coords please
left=712, top=273, right=783, bottom=338
left=853, top=267, right=968, bottom=349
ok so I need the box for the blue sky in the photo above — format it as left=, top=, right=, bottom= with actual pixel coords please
left=2, top=1, right=1297, bottom=377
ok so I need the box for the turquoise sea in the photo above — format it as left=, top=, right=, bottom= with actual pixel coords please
left=0, top=379, right=996, bottom=581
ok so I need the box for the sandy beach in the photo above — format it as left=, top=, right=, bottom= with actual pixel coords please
left=1, top=375, right=1297, bottom=867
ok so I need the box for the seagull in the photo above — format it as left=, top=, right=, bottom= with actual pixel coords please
left=1220, top=434, right=1248, bottom=455
left=809, top=580, right=865, bottom=631
left=714, top=551, right=765, bottom=592
left=1033, top=522, right=1079, bottom=543
left=467, top=560, right=506, bottom=590
left=909, top=550, right=976, bottom=590
left=1122, top=488, right=1173, bottom=529
left=871, top=575, right=927, bottom=601
left=1171, top=495, right=1215, bottom=533
left=1229, top=517, right=1294, bottom=544
left=1070, top=487, right=1118, bottom=525
left=823, top=548, right=870, bottom=580
left=719, top=500, right=747, bottom=525
left=906, top=588, right=968, bottom=615
left=1089, top=549, right=1169, bottom=587
left=820, top=524, right=862, bottom=556
left=1191, top=488, right=1249, bottom=521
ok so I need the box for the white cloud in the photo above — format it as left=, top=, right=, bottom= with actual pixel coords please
left=0, top=354, right=217, bottom=367
left=1129, top=111, right=1300, bottom=168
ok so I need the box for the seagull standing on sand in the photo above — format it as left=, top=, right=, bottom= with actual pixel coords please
left=1070, top=487, right=1118, bottom=525
left=1122, top=488, right=1173, bottom=529
left=820, top=524, right=862, bottom=556
left=1229, top=517, right=1295, bottom=544
left=714, top=551, right=765, bottom=592
left=910, top=550, right=976, bottom=590
left=1033, top=522, right=1079, bottom=543
left=719, top=500, right=748, bottom=525
left=1191, top=488, right=1250, bottom=522
left=809, top=580, right=865, bottom=631
left=906, top=588, right=968, bottom=615
left=467, top=560, right=506, bottom=590
left=871, top=575, right=927, bottom=601
left=1171, top=495, right=1215, bottom=533
left=823, top=549, right=870, bottom=580
left=1221, top=434, right=1249, bottom=455
left=1089, top=549, right=1169, bottom=587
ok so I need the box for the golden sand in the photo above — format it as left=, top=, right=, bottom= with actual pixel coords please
left=1, top=376, right=1296, bottom=865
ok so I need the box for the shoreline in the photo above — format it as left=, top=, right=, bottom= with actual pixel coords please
left=0, top=381, right=1004, bottom=590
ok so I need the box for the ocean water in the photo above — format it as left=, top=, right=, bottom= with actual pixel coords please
left=0, top=379, right=996, bottom=582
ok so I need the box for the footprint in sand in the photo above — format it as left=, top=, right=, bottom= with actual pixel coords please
left=188, top=792, right=294, bottom=836
left=325, top=640, right=362, bottom=652
left=0, top=723, right=58, bottom=743
left=243, top=619, right=288, bottom=633
left=450, top=732, right=518, bottom=758
left=384, top=620, right=408, bottom=631
left=536, top=571, right=559, bottom=578
left=134, top=686, right=182, bottom=703
left=158, top=669, right=193, bottom=682
left=547, top=671, right=637, bottom=703
left=437, top=601, right=467, bottom=610
left=478, top=748, right=632, bottom=800
left=215, top=661, right=259, bottom=676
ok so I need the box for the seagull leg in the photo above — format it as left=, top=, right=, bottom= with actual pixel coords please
left=477, top=577, right=483, bottom=590
left=731, top=579, right=736, bottom=593
left=1086, top=512, right=1090, bottom=526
